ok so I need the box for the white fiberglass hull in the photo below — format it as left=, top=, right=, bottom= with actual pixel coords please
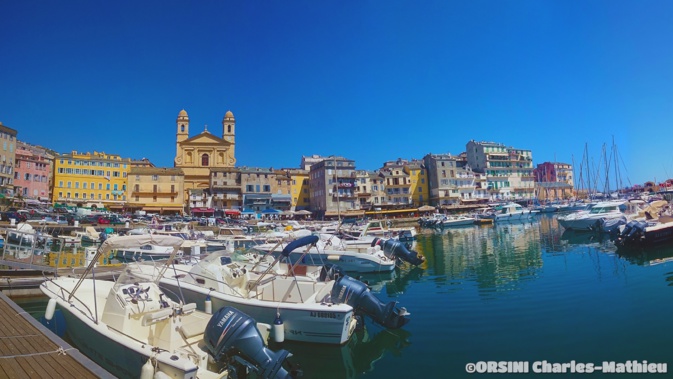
left=440, top=218, right=476, bottom=227
left=494, top=211, right=538, bottom=222
left=280, top=249, right=395, bottom=273
left=40, top=278, right=208, bottom=379
left=158, top=279, right=356, bottom=345
left=558, top=212, right=624, bottom=231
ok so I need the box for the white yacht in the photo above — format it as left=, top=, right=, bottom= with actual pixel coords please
left=557, top=200, right=633, bottom=231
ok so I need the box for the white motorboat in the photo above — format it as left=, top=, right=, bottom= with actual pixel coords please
left=557, top=200, right=639, bottom=232
left=130, top=235, right=411, bottom=345
left=253, top=232, right=424, bottom=273
left=113, top=242, right=176, bottom=262
left=40, top=234, right=296, bottom=379
left=490, top=203, right=538, bottom=222
left=205, top=225, right=261, bottom=252
left=340, top=220, right=417, bottom=241
left=418, top=213, right=474, bottom=228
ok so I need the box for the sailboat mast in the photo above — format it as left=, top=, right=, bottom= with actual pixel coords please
left=603, top=143, right=611, bottom=197
left=612, top=136, right=621, bottom=195
left=584, top=143, right=592, bottom=200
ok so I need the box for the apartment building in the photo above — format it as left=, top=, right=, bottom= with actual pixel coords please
left=466, top=140, right=535, bottom=200
left=0, top=122, right=18, bottom=196
left=309, top=156, right=357, bottom=219
left=284, top=168, right=310, bottom=211
left=424, top=153, right=481, bottom=206
left=14, top=141, right=53, bottom=203
left=210, top=167, right=242, bottom=215
left=52, top=151, right=131, bottom=211
left=534, top=162, right=574, bottom=200
left=127, top=167, right=185, bottom=215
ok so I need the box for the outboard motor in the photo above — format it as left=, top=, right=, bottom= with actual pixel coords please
left=204, top=306, right=295, bottom=379
left=372, top=238, right=425, bottom=266
left=331, top=274, right=410, bottom=329
left=616, top=220, right=647, bottom=245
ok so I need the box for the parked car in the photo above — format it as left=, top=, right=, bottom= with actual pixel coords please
left=103, top=216, right=124, bottom=225
left=80, top=215, right=110, bottom=225
left=2, top=211, right=28, bottom=223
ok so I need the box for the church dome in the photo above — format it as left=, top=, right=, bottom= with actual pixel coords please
left=224, top=110, right=234, bottom=119
left=178, top=109, right=189, bottom=118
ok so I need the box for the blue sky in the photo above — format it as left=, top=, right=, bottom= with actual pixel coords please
left=2, top=1, right=673, bottom=188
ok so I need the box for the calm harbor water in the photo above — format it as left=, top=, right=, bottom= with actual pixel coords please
left=14, top=214, right=673, bottom=378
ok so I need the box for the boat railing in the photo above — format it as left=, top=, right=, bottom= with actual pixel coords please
left=0, top=227, right=103, bottom=272
left=163, top=263, right=250, bottom=299
left=43, top=278, right=98, bottom=324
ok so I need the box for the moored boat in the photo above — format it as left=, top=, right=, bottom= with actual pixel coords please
left=130, top=235, right=411, bottom=345
left=40, top=234, right=297, bottom=379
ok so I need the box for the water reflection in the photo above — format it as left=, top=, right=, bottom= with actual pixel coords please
left=415, top=221, right=543, bottom=295
left=537, top=214, right=616, bottom=254
left=270, top=321, right=412, bottom=379
left=616, top=244, right=673, bottom=267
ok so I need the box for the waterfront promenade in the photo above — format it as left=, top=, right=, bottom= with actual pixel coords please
left=0, top=291, right=113, bottom=378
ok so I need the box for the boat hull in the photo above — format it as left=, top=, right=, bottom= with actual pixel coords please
left=159, top=280, right=356, bottom=345
left=40, top=279, right=202, bottom=379
left=440, top=218, right=475, bottom=227
left=281, top=250, right=396, bottom=273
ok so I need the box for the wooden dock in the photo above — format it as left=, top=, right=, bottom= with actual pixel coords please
left=0, top=291, right=114, bottom=378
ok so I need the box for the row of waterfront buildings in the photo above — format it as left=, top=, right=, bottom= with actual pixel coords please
left=1, top=109, right=605, bottom=219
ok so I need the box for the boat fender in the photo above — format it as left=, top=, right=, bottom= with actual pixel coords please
left=205, top=295, right=213, bottom=315
left=139, top=358, right=154, bottom=379
left=45, top=298, right=57, bottom=321
left=273, top=313, right=284, bottom=343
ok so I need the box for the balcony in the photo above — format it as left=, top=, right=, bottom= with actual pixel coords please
left=212, top=183, right=241, bottom=190
left=333, top=192, right=356, bottom=199
left=132, top=191, right=179, bottom=196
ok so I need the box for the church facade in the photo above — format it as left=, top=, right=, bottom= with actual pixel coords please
left=174, top=109, right=236, bottom=204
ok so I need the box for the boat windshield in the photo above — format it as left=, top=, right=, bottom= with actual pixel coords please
left=113, top=263, right=160, bottom=291
left=590, top=206, right=619, bottom=214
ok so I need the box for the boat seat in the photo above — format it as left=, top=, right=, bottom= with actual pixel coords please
left=142, top=308, right=172, bottom=326
left=181, top=303, right=197, bottom=315
left=659, top=215, right=673, bottom=224
left=179, top=312, right=211, bottom=339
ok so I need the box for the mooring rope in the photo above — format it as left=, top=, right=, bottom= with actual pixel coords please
left=0, top=346, right=75, bottom=358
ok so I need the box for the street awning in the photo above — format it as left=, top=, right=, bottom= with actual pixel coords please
left=192, top=207, right=215, bottom=214
left=262, top=208, right=281, bottom=214
left=225, top=209, right=241, bottom=215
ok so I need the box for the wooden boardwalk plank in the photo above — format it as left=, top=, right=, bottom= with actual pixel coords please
left=0, top=292, right=114, bottom=379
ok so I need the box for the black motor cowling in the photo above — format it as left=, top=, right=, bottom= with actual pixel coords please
left=616, top=220, right=647, bottom=246
left=372, top=238, right=425, bottom=266
left=331, top=274, right=410, bottom=329
left=204, top=306, right=294, bottom=379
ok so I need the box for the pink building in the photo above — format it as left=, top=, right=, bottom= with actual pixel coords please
left=14, top=141, right=53, bottom=202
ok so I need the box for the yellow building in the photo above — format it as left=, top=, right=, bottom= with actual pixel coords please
left=127, top=167, right=185, bottom=215
left=174, top=109, right=236, bottom=201
left=284, top=168, right=310, bottom=210
left=52, top=151, right=130, bottom=211
left=406, top=161, right=429, bottom=206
